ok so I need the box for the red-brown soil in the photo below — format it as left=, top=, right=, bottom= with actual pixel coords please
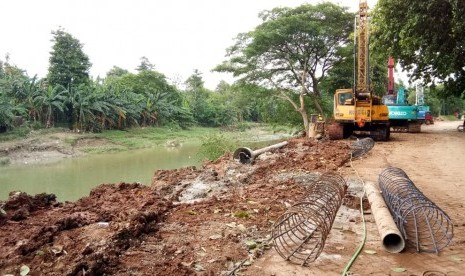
left=0, top=137, right=352, bottom=275
left=4, top=121, right=463, bottom=275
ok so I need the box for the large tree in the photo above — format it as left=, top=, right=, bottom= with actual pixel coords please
left=47, top=28, right=91, bottom=89
left=372, top=0, right=465, bottom=95
left=215, top=2, right=353, bottom=134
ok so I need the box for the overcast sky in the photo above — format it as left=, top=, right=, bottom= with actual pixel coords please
left=1, top=0, right=378, bottom=89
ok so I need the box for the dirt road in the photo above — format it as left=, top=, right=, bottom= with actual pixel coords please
left=0, top=121, right=464, bottom=275
left=249, top=120, right=465, bottom=275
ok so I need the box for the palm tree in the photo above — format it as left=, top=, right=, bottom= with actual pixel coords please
left=34, top=84, right=67, bottom=128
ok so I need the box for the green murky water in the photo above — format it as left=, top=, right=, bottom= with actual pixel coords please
left=0, top=143, right=201, bottom=202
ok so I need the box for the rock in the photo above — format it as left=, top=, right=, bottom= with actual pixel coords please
left=209, top=234, right=222, bottom=240
left=245, top=240, right=257, bottom=250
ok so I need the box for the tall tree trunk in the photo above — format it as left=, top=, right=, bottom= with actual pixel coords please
left=312, top=96, right=325, bottom=119
left=298, top=93, right=310, bottom=135
left=280, top=91, right=311, bottom=137
left=46, top=106, right=52, bottom=128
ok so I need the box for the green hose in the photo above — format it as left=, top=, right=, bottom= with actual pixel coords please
left=342, top=157, right=368, bottom=276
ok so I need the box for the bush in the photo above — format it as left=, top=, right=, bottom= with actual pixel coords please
left=30, top=121, right=43, bottom=130
left=12, top=125, right=31, bottom=137
left=164, top=121, right=183, bottom=132
left=0, top=157, right=10, bottom=166
left=235, top=121, right=251, bottom=132
left=198, top=133, right=236, bottom=161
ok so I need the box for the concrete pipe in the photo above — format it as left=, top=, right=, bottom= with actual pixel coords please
left=365, top=181, right=405, bottom=253
left=233, top=141, right=288, bottom=164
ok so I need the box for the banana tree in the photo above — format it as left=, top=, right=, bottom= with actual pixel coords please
left=34, top=84, right=67, bottom=128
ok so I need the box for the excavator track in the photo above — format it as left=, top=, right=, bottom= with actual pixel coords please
left=407, top=121, right=421, bottom=133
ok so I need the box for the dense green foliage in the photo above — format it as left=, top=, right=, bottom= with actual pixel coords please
left=405, top=85, right=465, bottom=116
left=198, top=133, right=236, bottom=161
left=215, top=2, right=354, bottom=133
left=372, top=0, right=465, bottom=95
left=48, top=29, right=91, bottom=89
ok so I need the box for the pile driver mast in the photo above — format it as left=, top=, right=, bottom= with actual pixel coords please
left=328, top=0, right=390, bottom=141
left=356, top=0, right=369, bottom=98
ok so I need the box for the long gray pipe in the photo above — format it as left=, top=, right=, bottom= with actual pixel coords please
left=233, top=141, right=288, bottom=164
left=365, top=181, right=405, bottom=253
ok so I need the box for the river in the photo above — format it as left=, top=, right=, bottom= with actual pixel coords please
left=0, top=143, right=202, bottom=202
left=0, top=140, right=280, bottom=202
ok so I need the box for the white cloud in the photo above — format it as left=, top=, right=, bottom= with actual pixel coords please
left=0, top=0, right=377, bottom=89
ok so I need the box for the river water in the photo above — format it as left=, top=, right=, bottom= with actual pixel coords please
left=0, top=143, right=202, bottom=202
left=0, top=139, right=283, bottom=202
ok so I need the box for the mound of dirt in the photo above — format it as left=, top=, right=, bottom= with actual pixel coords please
left=0, top=137, right=352, bottom=275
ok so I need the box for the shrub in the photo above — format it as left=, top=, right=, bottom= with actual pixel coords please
left=198, top=133, right=235, bottom=161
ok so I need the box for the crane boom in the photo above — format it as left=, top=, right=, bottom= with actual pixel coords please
left=356, top=0, right=369, bottom=98
left=387, top=57, right=395, bottom=95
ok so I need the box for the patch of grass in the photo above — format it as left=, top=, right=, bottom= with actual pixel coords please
left=267, top=124, right=294, bottom=134
left=0, top=157, right=11, bottom=166
left=198, top=133, right=236, bottom=161
left=96, top=127, right=225, bottom=149
left=234, top=122, right=252, bottom=132
left=234, top=210, right=250, bottom=219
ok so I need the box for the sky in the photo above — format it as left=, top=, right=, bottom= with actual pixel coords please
left=1, top=0, right=378, bottom=90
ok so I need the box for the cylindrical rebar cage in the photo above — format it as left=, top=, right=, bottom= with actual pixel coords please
left=351, top=137, right=375, bottom=158
left=378, top=167, right=453, bottom=253
left=272, top=173, right=347, bottom=265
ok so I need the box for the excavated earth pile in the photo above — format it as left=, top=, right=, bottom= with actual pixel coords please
left=0, top=137, right=352, bottom=275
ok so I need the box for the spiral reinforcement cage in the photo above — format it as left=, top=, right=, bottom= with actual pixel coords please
left=351, top=137, right=375, bottom=159
left=271, top=173, right=347, bottom=265
left=378, top=167, right=453, bottom=253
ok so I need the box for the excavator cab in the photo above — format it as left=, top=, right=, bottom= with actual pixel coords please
left=338, top=90, right=354, bottom=105
left=331, top=88, right=390, bottom=140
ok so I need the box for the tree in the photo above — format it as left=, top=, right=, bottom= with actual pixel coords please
left=184, top=70, right=211, bottom=125
left=0, top=56, right=30, bottom=99
left=106, top=66, right=130, bottom=78
left=0, top=92, right=15, bottom=132
left=215, top=3, right=353, bottom=134
left=105, top=67, right=193, bottom=128
left=47, top=28, right=91, bottom=89
left=372, top=0, right=465, bottom=95
left=34, top=84, right=67, bottom=128
left=136, top=56, right=155, bottom=72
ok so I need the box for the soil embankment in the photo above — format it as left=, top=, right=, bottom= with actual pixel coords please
left=0, top=137, right=351, bottom=275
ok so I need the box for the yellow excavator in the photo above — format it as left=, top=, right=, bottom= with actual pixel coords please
left=328, top=0, right=390, bottom=141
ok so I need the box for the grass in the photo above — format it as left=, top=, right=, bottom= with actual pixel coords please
left=96, top=126, right=223, bottom=149
left=0, top=123, right=295, bottom=160
left=0, top=157, right=11, bottom=166
left=90, top=124, right=294, bottom=159
left=198, top=133, right=236, bottom=161
left=0, top=126, right=67, bottom=142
